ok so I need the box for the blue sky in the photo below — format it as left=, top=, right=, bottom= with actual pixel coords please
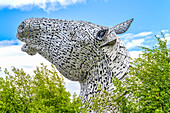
left=0, top=0, right=170, bottom=42
left=0, top=0, right=170, bottom=95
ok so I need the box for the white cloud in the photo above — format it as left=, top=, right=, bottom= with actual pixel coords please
left=120, top=31, right=152, bottom=39
left=161, top=29, right=168, bottom=33
left=164, top=33, right=170, bottom=37
left=120, top=32, right=152, bottom=47
left=126, top=38, right=145, bottom=49
left=129, top=51, right=142, bottom=59
left=0, top=44, right=80, bottom=96
left=119, top=31, right=154, bottom=49
left=145, top=36, right=152, bottom=39
left=120, top=33, right=134, bottom=39
left=0, top=40, right=19, bottom=47
left=133, top=32, right=152, bottom=37
left=0, top=0, right=85, bottom=12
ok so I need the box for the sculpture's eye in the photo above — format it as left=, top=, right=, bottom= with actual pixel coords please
left=96, top=29, right=108, bottom=40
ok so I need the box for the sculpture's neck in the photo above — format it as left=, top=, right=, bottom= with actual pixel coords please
left=79, top=56, right=114, bottom=102
left=79, top=39, right=130, bottom=102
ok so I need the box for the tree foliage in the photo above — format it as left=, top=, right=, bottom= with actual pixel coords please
left=0, top=33, right=169, bottom=113
left=127, top=34, right=170, bottom=112
left=88, top=33, right=170, bottom=112
left=0, top=64, right=84, bottom=113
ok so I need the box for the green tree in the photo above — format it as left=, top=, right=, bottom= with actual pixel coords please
left=0, top=63, right=84, bottom=113
left=88, top=33, right=170, bottom=112
left=128, top=33, right=170, bottom=112
left=0, top=33, right=169, bottom=113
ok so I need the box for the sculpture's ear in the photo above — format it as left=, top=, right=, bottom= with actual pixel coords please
left=111, top=18, right=134, bottom=34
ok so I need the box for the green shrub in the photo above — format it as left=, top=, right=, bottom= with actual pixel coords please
left=0, top=64, right=84, bottom=113
left=0, top=33, right=169, bottom=113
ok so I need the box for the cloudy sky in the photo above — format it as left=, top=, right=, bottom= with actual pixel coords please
left=0, top=0, right=170, bottom=96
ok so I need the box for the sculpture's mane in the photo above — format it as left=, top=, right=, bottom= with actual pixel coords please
left=103, top=37, right=130, bottom=80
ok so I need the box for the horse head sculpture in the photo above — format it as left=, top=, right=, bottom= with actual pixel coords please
left=16, top=18, right=133, bottom=110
